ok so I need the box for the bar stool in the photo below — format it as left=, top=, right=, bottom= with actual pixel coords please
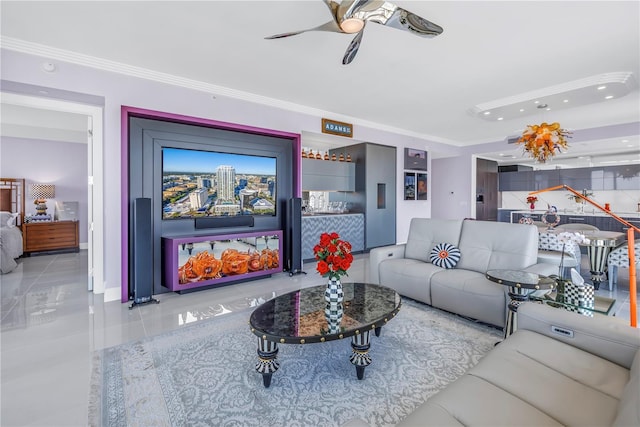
left=607, top=242, right=640, bottom=290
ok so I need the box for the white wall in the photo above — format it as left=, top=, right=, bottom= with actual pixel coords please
left=431, top=156, right=474, bottom=220
left=0, top=136, right=88, bottom=243
left=2, top=48, right=469, bottom=300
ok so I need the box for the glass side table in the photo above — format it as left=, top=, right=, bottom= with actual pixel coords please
left=528, top=291, right=616, bottom=317
left=486, top=269, right=557, bottom=339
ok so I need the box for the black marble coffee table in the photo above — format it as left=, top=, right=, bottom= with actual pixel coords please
left=249, top=282, right=402, bottom=387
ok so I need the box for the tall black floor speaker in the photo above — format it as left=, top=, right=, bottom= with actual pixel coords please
left=130, top=198, right=159, bottom=309
left=288, top=197, right=305, bottom=276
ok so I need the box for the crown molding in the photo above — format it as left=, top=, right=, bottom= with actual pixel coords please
left=1, top=36, right=453, bottom=145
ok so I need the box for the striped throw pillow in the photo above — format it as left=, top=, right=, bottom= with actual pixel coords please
left=430, top=243, right=461, bottom=269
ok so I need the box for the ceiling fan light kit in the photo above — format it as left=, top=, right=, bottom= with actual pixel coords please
left=265, top=0, right=443, bottom=64
left=339, top=17, right=365, bottom=33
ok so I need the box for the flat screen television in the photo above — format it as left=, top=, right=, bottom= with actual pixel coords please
left=162, top=147, right=277, bottom=220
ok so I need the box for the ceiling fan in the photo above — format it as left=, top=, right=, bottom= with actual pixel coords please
left=265, top=0, right=444, bottom=65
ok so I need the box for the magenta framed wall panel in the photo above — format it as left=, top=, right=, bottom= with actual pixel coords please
left=163, top=229, right=283, bottom=292
left=121, top=106, right=301, bottom=302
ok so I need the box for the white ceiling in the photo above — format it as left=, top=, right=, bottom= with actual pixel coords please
left=1, top=1, right=639, bottom=168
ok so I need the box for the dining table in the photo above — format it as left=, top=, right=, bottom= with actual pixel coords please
left=538, top=226, right=626, bottom=289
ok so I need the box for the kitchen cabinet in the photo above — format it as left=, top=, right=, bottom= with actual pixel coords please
left=497, top=209, right=514, bottom=223
left=301, top=213, right=364, bottom=260
left=302, top=158, right=355, bottom=191
left=331, top=143, right=396, bottom=249
left=507, top=210, right=639, bottom=233
left=498, top=165, right=640, bottom=192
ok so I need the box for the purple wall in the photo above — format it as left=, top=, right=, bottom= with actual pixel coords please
left=0, top=136, right=88, bottom=243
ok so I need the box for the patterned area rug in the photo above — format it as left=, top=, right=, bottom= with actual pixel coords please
left=88, top=299, right=502, bottom=427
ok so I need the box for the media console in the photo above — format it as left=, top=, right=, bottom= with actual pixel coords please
left=163, top=229, right=283, bottom=292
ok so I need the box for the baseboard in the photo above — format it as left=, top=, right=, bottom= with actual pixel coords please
left=103, top=286, right=120, bottom=302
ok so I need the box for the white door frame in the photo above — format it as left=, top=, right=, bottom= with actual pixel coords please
left=2, top=92, right=105, bottom=294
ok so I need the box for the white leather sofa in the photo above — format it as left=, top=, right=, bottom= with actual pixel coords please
left=397, top=302, right=640, bottom=426
left=369, top=218, right=557, bottom=328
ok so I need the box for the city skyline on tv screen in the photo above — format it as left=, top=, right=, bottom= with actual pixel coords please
left=162, top=147, right=277, bottom=220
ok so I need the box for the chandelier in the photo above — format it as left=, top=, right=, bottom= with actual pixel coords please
left=516, top=122, right=571, bottom=163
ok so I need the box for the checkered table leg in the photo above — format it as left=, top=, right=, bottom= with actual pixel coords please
left=504, top=287, right=531, bottom=339
left=350, top=330, right=372, bottom=380
left=255, top=337, right=279, bottom=388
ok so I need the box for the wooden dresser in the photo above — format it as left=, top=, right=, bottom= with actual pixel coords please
left=23, top=221, right=79, bottom=254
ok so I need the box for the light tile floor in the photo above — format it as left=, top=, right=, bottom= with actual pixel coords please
left=1, top=251, right=637, bottom=426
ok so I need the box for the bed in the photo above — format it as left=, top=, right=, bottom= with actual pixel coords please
left=1, top=178, right=25, bottom=274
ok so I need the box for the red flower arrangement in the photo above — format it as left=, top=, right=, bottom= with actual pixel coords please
left=526, top=196, right=538, bottom=204
left=313, top=232, right=353, bottom=281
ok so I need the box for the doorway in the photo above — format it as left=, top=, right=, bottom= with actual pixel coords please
left=0, top=92, right=104, bottom=293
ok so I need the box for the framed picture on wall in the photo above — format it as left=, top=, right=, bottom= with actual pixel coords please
left=404, top=172, right=416, bottom=200
left=404, top=148, right=428, bottom=171
left=417, top=173, right=428, bottom=200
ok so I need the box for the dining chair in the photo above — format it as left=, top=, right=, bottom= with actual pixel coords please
left=537, top=232, right=581, bottom=277
left=607, top=241, right=640, bottom=290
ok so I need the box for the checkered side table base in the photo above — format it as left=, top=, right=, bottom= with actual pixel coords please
left=564, top=282, right=595, bottom=317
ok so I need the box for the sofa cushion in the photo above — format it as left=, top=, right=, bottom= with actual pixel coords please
left=430, top=269, right=507, bottom=327
left=456, top=220, right=538, bottom=274
left=379, top=258, right=442, bottom=305
left=429, top=243, right=461, bottom=269
left=469, top=330, right=626, bottom=426
left=613, top=350, right=640, bottom=426
left=399, top=374, right=563, bottom=426
left=405, top=218, right=463, bottom=263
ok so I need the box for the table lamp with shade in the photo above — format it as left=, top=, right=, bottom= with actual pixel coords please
left=30, top=184, right=55, bottom=216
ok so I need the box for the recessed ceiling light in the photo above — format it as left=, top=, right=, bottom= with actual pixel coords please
left=483, top=111, right=491, bottom=115
left=497, top=117, right=504, bottom=121
left=597, top=85, right=607, bottom=90
left=563, top=99, right=569, bottom=103
left=499, top=153, right=506, bottom=157
left=519, top=108, right=525, bottom=112
left=622, top=139, right=629, bottom=143
left=546, top=107, right=551, bottom=111
left=605, top=95, right=614, bottom=99
left=533, top=100, right=540, bottom=104
left=628, top=144, right=634, bottom=148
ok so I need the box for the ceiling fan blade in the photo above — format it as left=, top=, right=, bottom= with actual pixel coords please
left=383, top=7, right=443, bottom=38
left=265, top=20, right=340, bottom=39
left=342, top=27, right=365, bottom=65
left=338, top=0, right=372, bottom=21
left=321, top=0, right=340, bottom=20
